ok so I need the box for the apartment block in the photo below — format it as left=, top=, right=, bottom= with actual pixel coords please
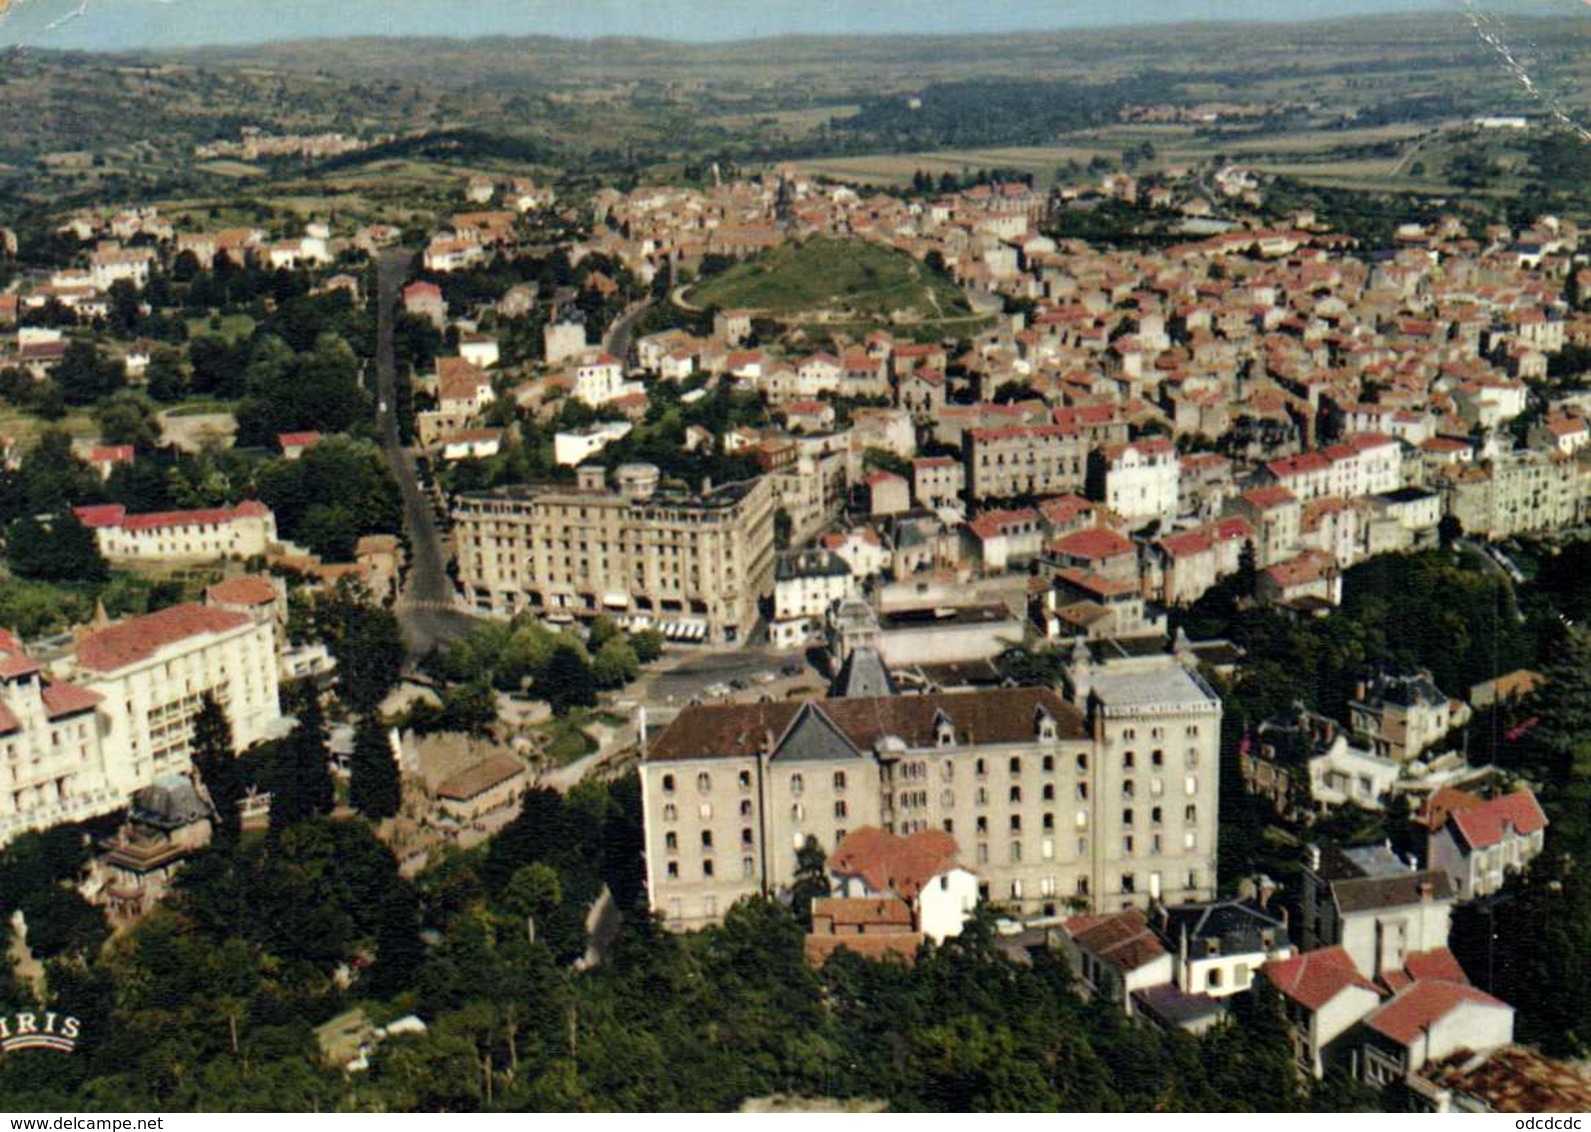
left=964, top=424, right=1087, bottom=501
left=453, top=464, right=776, bottom=644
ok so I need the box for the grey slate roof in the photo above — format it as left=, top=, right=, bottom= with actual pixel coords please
left=832, top=647, right=895, bottom=699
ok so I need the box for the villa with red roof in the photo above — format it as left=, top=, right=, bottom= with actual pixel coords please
left=1045, top=525, right=1139, bottom=584
left=1257, top=548, right=1341, bottom=609
left=827, top=826, right=977, bottom=943
left=277, top=431, right=323, bottom=460
left=1427, top=788, right=1548, bottom=900
left=572, top=352, right=627, bottom=407
left=67, top=604, right=281, bottom=792
left=966, top=507, right=1044, bottom=572
left=1148, top=516, right=1252, bottom=606
left=86, top=445, right=135, bottom=480
left=74, top=501, right=277, bottom=562
left=1263, top=945, right=1383, bottom=1079
left=1362, top=975, right=1514, bottom=1086
left=400, top=280, right=447, bottom=328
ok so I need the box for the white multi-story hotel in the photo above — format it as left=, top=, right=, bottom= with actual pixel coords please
left=0, top=631, right=114, bottom=845
left=73, top=502, right=278, bottom=562
left=61, top=604, right=281, bottom=797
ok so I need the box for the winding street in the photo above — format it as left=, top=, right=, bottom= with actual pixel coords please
left=375, top=248, right=480, bottom=659
left=603, top=296, right=652, bottom=362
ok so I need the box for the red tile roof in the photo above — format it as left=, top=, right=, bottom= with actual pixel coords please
left=968, top=507, right=1039, bottom=542
left=1050, top=526, right=1135, bottom=561
left=1063, top=907, right=1168, bottom=974
left=1264, top=549, right=1337, bottom=588
left=1365, top=980, right=1509, bottom=1047
left=74, top=501, right=269, bottom=532
left=1403, top=947, right=1471, bottom=985
left=1449, top=789, right=1548, bottom=850
left=1241, top=485, right=1298, bottom=510
left=206, top=575, right=279, bottom=608
left=829, top=828, right=963, bottom=900
left=812, top=895, right=915, bottom=928
left=41, top=681, right=102, bottom=719
left=72, top=504, right=127, bottom=529
left=1264, top=945, right=1381, bottom=1011
left=1159, top=529, right=1214, bottom=559
left=75, top=604, right=252, bottom=674
left=0, top=652, right=39, bottom=679
left=1267, top=451, right=1331, bottom=478
left=1038, top=494, right=1096, bottom=526
left=1420, top=785, right=1488, bottom=831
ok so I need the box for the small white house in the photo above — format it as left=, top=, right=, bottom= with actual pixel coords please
left=1309, top=735, right=1401, bottom=811
left=828, top=826, right=977, bottom=944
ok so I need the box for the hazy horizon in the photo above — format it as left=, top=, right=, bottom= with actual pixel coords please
left=0, top=0, right=1576, bottom=53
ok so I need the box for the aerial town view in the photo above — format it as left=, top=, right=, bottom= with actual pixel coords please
left=0, top=0, right=1588, bottom=1117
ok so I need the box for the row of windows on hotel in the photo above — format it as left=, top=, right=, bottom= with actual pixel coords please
left=661, top=775, right=1199, bottom=820
left=656, top=744, right=1204, bottom=797
left=660, top=865, right=1204, bottom=919
left=662, top=823, right=1199, bottom=886
left=665, top=814, right=1199, bottom=854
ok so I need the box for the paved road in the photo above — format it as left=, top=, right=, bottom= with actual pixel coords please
left=636, top=642, right=826, bottom=707
left=602, top=297, right=652, bottom=365
left=375, top=249, right=481, bottom=659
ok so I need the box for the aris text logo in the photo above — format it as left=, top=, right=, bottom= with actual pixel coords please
left=0, top=1012, right=82, bottom=1053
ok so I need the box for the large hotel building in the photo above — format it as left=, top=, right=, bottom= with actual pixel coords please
left=640, top=647, right=1222, bottom=930
left=453, top=463, right=776, bottom=644
left=0, top=603, right=281, bottom=845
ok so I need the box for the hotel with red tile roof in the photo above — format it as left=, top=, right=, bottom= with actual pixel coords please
left=64, top=604, right=281, bottom=798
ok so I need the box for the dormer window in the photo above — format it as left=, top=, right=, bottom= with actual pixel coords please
left=935, top=710, right=956, bottom=747
left=1034, top=708, right=1057, bottom=742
